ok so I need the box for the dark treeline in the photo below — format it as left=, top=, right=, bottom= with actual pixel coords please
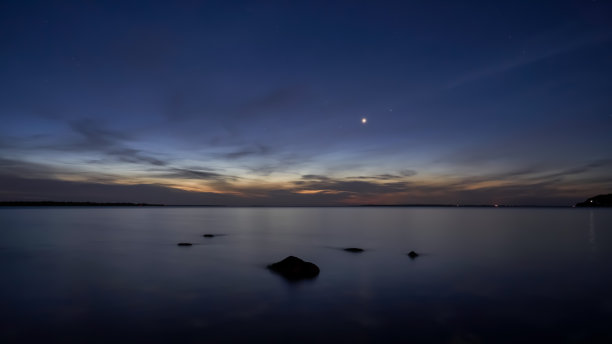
left=575, top=194, right=612, bottom=207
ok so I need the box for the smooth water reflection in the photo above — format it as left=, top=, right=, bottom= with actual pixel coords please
left=1, top=207, right=611, bottom=343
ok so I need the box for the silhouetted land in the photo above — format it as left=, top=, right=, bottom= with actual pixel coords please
left=575, top=194, right=612, bottom=207
left=5, top=200, right=609, bottom=207
left=0, top=201, right=164, bottom=207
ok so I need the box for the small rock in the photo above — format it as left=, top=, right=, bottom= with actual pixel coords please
left=203, top=234, right=215, bottom=238
left=177, top=242, right=193, bottom=246
left=407, top=251, right=419, bottom=258
left=268, top=256, right=320, bottom=280
left=344, top=247, right=364, bottom=253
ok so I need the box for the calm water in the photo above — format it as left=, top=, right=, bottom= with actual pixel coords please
left=1, top=207, right=611, bottom=343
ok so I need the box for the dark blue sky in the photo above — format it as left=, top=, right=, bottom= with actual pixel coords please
left=1, top=0, right=611, bottom=205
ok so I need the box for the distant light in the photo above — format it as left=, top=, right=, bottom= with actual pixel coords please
left=361, top=117, right=367, bottom=124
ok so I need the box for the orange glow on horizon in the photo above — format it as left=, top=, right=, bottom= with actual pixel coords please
left=294, top=189, right=345, bottom=195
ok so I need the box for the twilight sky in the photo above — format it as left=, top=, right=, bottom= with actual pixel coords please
left=1, top=0, right=611, bottom=205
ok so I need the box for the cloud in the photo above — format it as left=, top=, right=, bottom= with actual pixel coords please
left=21, top=119, right=172, bottom=167
left=301, top=174, right=331, bottom=181
left=0, top=174, right=240, bottom=205
left=460, top=160, right=612, bottom=186
left=106, top=148, right=167, bottom=166
left=0, top=174, right=349, bottom=206
left=222, top=144, right=273, bottom=159
left=294, top=178, right=411, bottom=195
left=538, top=159, right=612, bottom=180
left=350, top=169, right=418, bottom=180
left=351, top=174, right=397, bottom=180
left=302, top=170, right=417, bottom=182
left=159, top=168, right=235, bottom=181
left=399, top=169, right=418, bottom=177
left=238, top=152, right=309, bottom=176
left=1, top=154, right=607, bottom=206
left=290, top=164, right=611, bottom=206
left=446, top=31, right=612, bottom=89
left=70, top=119, right=129, bottom=148
left=0, top=157, right=61, bottom=179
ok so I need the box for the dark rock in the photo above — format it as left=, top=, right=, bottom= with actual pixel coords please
left=407, top=251, right=419, bottom=258
left=575, top=194, right=612, bottom=207
left=177, top=242, right=193, bottom=246
left=203, top=234, right=215, bottom=238
left=344, top=247, right=364, bottom=253
left=268, top=256, right=320, bottom=280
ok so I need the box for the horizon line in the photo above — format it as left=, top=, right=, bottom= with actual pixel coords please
left=0, top=201, right=594, bottom=208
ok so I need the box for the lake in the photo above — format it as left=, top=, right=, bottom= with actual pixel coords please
left=1, top=207, right=611, bottom=343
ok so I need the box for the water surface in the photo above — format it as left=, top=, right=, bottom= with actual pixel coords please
left=1, top=207, right=611, bottom=343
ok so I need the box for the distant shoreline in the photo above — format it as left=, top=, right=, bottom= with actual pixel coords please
left=0, top=201, right=581, bottom=208
left=0, top=201, right=165, bottom=207
left=3, top=194, right=610, bottom=208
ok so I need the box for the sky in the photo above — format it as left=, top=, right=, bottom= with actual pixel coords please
left=1, top=0, right=611, bottom=206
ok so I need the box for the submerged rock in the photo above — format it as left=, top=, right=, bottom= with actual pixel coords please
left=177, top=242, right=193, bottom=246
left=407, top=251, right=419, bottom=258
left=344, top=247, right=364, bottom=253
left=268, top=256, right=320, bottom=280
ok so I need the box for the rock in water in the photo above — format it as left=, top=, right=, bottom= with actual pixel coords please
left=177, top=242, right=193, bottom=246
left=344, top=247, right=364, bottom=253
left=407, top=251, right=419, bottom=258
left=268, top=256, right=320, bottom=280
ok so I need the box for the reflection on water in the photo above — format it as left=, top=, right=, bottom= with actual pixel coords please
left=0, top=207, right=611, bottom=343
left=589, top=210, right=597, bottom=253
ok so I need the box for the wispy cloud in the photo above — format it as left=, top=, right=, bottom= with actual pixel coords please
left=222, top=144, right=273, bottom=160
left=537, top=159, right=612, bottom=180
left=349, top=169, right=418, bottom=180
left=70, top=119, right=129, bottom=147
left=156, top=168, right=237, bottom=182
left=301, top=174, right=331, bottom=181
left=446, top=31, right=612, bottom=89
left=64, top=119, right=169, bottom=166
left=0, top=157, right=61, bottom=179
